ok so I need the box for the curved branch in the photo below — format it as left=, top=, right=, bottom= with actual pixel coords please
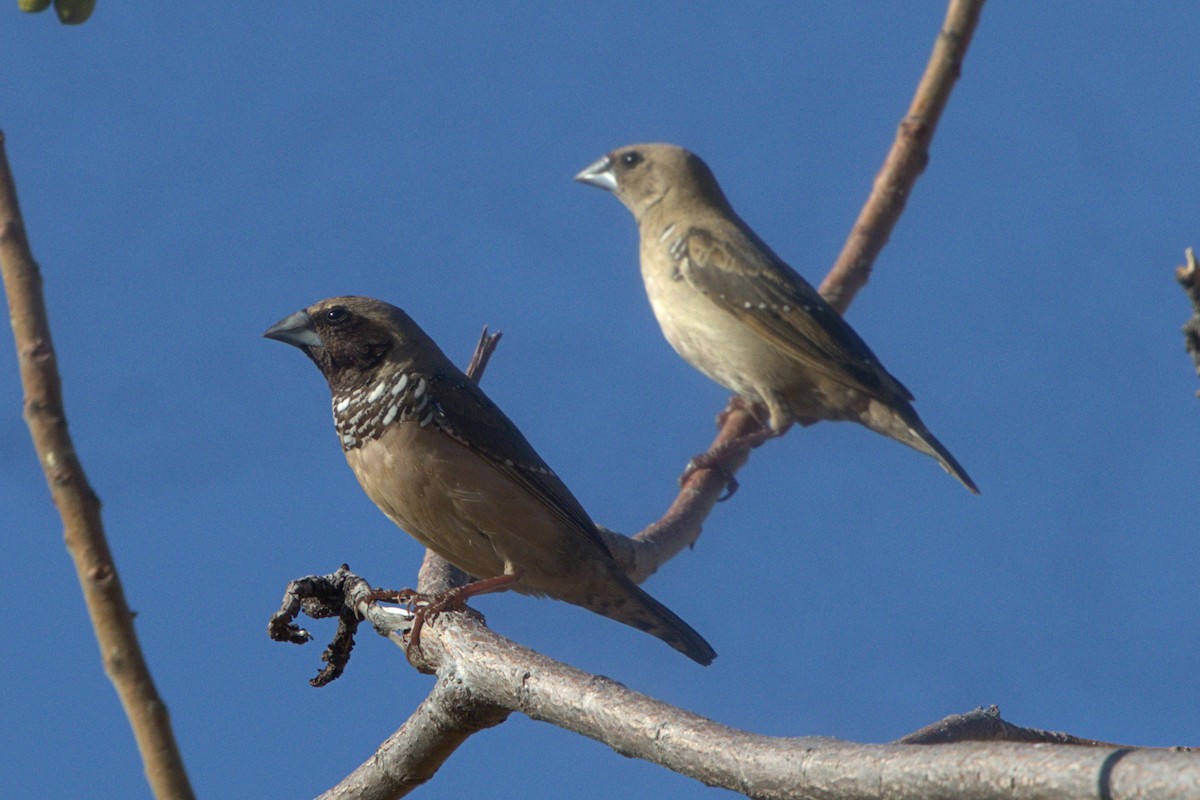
left=598, top=402, right=759, bottom=583
left=324, top=583, right=1199, bottom=799
left=1175, top=248, right=1200, bottom=392
left=819, top=0, right=986, bottom=313
left=0, top=132, right=195, bottom=798
left=320, top=671, right=510, bottom=800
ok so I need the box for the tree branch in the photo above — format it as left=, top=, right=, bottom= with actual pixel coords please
left=0, top=131, right=196, bottom=798
left=1175, top=248, right=1200, bottom=393
left=819, top=0, right=986, bottom=313
left=319, top=670, right=510, bottom=800
left=318, top=574, right=1200, bottom=799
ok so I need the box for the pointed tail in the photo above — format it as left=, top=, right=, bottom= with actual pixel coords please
left=867, top=398, right=979, bottom=494
left=913, top=426, right=979, bottom=494
left=583, top=572, right=717, bottom=665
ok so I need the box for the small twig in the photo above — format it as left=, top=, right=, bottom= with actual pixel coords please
left=1175, top=248, right=1200, bottom=391
left=819, top=0, right=987, bottom=313
left=897, top=705, right=1126, bottom=747
left=465, top=325, right=502, bottom=382
left=600, top=400, right=760, bottom=583
left=0, top=131, right=195, bottom=798
left=268, top=564, right=371, bottom=686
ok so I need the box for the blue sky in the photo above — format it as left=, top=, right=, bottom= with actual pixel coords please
left=3, top=3, right=1197, bottom=798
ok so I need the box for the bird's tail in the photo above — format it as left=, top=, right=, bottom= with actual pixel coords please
left=867, top=398, right=979, bottom=494
left=585, top=573, right=717, bottom=666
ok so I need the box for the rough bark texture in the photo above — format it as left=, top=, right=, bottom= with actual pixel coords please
left=315, top=580, right=1200, bottom=799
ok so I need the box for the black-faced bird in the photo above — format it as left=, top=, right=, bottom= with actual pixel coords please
left=265, top=296, right=716, bottom=664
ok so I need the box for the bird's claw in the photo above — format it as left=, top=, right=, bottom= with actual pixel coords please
left=716, top=472, right=739, bottom=501
left=715, top=395, right=752, bottom=428
left=366, top=586, right=477, bottom=659
left=364, top=587, right=421, bottom=608
left=679, top=454, right=740, bottom=500
left=364, top=588, right=433, bottom=653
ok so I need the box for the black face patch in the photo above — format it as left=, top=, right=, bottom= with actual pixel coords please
left=307, top=304, right=396, bottom=390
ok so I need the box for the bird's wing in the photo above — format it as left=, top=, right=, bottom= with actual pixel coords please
left=672, top=226, right=914, bottom=402
left=426, top=372, right=614, bottom=557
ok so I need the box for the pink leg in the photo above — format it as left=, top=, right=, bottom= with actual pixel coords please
left=369, top=569, right=526, bottom=655
left=680, top=398, right=789, bottom=499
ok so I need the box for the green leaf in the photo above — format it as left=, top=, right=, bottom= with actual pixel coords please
left=53, top=0, right=94, bottom=24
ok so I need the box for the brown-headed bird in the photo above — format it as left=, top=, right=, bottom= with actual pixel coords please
left=575, top=143, right=978, bottom=494
left=264, top=296, right=716, bottom=665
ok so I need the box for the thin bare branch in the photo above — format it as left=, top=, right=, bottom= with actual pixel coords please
left=0, top=131, right=195, bottom=798
left=599, top=401, right=759, bottom=583
left=319, top=675, right=509, bottom=800
left=1175, top=248, right=1200, bottom=393
left=896, top=705, right=1128, bottom=747
left=465, top=325, right=503, bottom=382
left=819, top=0, right=986, bottom=313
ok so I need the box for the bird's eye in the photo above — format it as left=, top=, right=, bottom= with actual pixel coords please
left=325, top=306, right=350, bottom=324
left=620, top=151, right=643, bottom=168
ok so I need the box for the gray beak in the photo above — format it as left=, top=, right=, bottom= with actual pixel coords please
left=263, top=310, right=322, bottom=349
left=574, top=155, right=617, bottom=193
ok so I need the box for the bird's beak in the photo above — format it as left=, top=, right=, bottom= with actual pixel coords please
left=263, top=310, right=322, bottom=349
left=574, top=155, right=617, bottom=193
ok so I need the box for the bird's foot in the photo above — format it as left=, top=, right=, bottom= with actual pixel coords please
left=680, top=425, right=781, bottom=500
left=681, top=454, right=740, bottom=500
left=364, top=587, right=435, bottom=655
left=364, top=587, right=421, bottom=606
left=368, top=571, right=525, bottom=658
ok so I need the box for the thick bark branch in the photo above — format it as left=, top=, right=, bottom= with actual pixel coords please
left=0, top=131, right=196, bottom=799
left=318, top=672, right=510, bottom=800
left=319, top=579, right=1200, bottom=799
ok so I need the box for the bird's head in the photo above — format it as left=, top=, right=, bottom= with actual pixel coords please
left=264, top=296, right=443, bottom=392
left=574, top=143, right=731, bottom=220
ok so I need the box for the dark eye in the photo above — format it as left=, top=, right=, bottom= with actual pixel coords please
left=620, top=151, right=643, bottom=168
left=324, top=306, right=350, bottom=324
